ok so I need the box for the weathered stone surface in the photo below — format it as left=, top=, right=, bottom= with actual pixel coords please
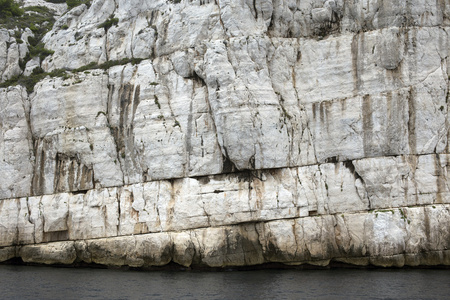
left=19, top=241, right=76, bottom=265
left=0, top=198, right=19, bottom=247
left=0, top=26, right=34, bottom=84
left=0, top=86, right=33, bottom=200
left=271, top=0, right=449, bottom=38
left=0, top=246, right=16, bottom=262
left=30, top=71, right=123, bottom=194
left=1, top=154, right=449, bottom=251
left=3, top=205, right=449, bottom=267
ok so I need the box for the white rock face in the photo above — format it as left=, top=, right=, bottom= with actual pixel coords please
left=0, top=86, right=33, bottom=200
left=30, top=71, right=123, bottom=194
left=22, top=0, right=68, bottom=16
left=0, top=29, right=23, bottom=82
left=0, top=0, right=449, bottom=268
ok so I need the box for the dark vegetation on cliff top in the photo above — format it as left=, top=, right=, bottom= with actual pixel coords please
left=0, top=0, right=23, bottom=18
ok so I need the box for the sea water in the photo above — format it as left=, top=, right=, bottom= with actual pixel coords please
left=0, top=265, right=449, bottom=299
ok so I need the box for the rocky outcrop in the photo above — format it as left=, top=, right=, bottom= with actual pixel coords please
left=0, top=0, right=449, bottom=268
left=0, top=28, right=31, bottom=81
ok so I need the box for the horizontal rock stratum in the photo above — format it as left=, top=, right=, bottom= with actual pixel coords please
left=0, top=0, right=449, bottom=268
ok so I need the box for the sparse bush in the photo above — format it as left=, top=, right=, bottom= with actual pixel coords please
left=32, top=67, right=45, bottom=75
left=0, top=67, right=70, bottom=93
left=25, top=5, right=52, bottom=15
left=1, top=57, right=145, bottom=94
left=74, top=62, right=98, bottom=72
left=131, top=58, right=143, bottom=65
left=0, top=5, right=55, bottom=38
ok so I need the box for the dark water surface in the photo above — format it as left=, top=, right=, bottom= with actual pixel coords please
left=0, top=265, right=449, bottom=299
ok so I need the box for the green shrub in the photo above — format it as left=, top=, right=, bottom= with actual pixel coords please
left=29, top=24, right=39, bottom=33
left=130, top=58, right=143, bottom=65
left=71, top=58, right=144, bottom=73
left=27, top=36, right=39, bottom=47
left=99, top=58, right=128, bottom=69
left=74, top=62, right=98, bottom=72
left=18, top=58, right=27, bottom=69
left=48, top=68, right=69, bottom=78
left=98, top=15, right=119, bottom=31
left=0, top=0, right=23, bottom=17
left=29, top=42, right=55, bottom=61
left=25, top=5, right=52, bottom=15
left=66, top=0, right=80, bottom=9
left=66, top=0, right=90, bottom=9
left=32, top=66, right=45, bottom=75
left=0, top=72, right=44, bottom=93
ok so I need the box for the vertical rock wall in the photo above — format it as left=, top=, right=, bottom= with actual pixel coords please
left=0, top=0, right=449, bottom=268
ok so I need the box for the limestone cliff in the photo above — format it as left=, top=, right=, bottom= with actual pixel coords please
left=0, top=0, right=449, bottom=268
